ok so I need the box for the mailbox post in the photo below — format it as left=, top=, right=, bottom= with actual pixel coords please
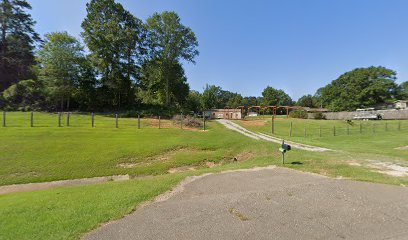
left=279, top=140, right=291, bottom=164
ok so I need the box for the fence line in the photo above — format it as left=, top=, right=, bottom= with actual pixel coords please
left=0, top=111, right=208, bottom=130
left=269, top=120, right=406, bottom=138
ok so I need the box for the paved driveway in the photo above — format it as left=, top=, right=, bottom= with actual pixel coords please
left=86, top=167, right=408, bottom=240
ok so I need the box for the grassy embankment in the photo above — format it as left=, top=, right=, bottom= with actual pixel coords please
left=1, top=112, right=407, bottom=240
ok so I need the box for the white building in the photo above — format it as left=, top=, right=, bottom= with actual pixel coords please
left=395, top=100, right=408, bottom=109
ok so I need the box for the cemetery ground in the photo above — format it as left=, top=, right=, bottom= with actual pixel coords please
left=0, top=112, right=407, bottom=239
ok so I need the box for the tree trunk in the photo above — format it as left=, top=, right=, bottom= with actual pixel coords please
left=118, top=92, right=121, bottom=112
left=66, top=96, right=70, bottom=112
left=61, top=96, right=64, bottom=112
left=166, top=75, right=170, bottom=107
left=1, top=0, right=8, bottom=56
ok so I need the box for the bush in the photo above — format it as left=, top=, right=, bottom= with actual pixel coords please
left=289, top=109, right=308, bottom=119
left=172, top=114, right=202, bottom=128
left=2, top=79, right=45, bottom=111
left=314, top=112, right=326, bottom=120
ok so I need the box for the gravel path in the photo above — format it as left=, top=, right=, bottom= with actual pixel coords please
left=217, top=119, right=330, bottom=152
left=85, top=167, right=408, bottom=240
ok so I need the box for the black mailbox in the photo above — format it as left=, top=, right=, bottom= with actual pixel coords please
left=279, top=140, right=291, bottom=164
left=282, top=143, right=291, bottom=151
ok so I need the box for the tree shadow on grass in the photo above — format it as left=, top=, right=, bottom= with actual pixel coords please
left=290, top=161, right=303, bottom=165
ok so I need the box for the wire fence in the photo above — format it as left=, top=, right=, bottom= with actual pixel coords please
left=270, top=119, right=407, bottom=138
left=0, top=111, right=207, bottom=130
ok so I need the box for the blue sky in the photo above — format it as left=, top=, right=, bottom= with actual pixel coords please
left=29, top=0, right=408, bottom=100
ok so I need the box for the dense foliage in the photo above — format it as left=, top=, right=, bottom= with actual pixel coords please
left=0, top=1, right=407, bottom=114
left=289, top=109, right=308, bottom=119
left=261, top=86, right=293, bottom=106
left=296, top=94, right=319, bottom=108
left=0, top=0, right=40, bottom=91
left=318, top=66, right=403, bottom=111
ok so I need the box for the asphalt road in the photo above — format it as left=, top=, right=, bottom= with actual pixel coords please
left=85, top=167, right=408, bottom=240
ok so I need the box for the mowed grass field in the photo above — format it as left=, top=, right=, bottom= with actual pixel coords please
left=236, top=116, right=408, bottom=161
left=0, top=112, right=268, bottom=185
left=1, top=112, right=408, bottom=240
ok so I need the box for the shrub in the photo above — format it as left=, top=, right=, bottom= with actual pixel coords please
left=314, top=112, right=326, bottom=120
left=289, top=109, right=308, bottom=119
left=172, top=114, right=202, bottom=128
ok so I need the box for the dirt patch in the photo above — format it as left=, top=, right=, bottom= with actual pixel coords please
left=367, top=161, right=408, bottom=177
left=117, top=147, right=188, bottom=169
left=347, top=161, right=362, bottom=167
left=9, top=171, right=39, bottom=178
left=240, top=120, right=267, bottom=127
left=235, top=151, right=255, bottom=161
left=395, top=146, right=408, bottom=150
left=117, top=163, right=139, bottom=168
left=168, top=166, right=197, bottom=173
left=0, top=175, right=130, bottom=195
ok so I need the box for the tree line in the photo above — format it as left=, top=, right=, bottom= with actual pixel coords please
left=297, top=66, right=408, bottom=111
left=0, top=0, right=198, bottom=115
left=1, top=0, right=407, bottom=115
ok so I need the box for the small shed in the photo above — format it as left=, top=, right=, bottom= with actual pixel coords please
left=204, top=109, right=242, bottom=120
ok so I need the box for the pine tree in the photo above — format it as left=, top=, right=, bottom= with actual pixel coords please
left=0, top=0, right=40, bottom=92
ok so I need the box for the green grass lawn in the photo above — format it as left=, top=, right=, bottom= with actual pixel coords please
left=1, top=112, right=407, bottom=240
left=236, top=118, right=408, bottom=161
left=0, top=112, right=263, bottom=185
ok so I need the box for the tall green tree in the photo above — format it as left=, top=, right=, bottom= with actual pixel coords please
left=320, top=66, right=400, bottom=111
left=139, top=58, right=189, bottom=107
left=81, top=0, right=145, bottom=110
left=296, top=94, right=318, bottom=107
left=0, top=0, right=40, bottom=91
left=145, top=11, right=199, bottom=106
left=201, top=84, right=222, bottom=109
left=226, top=93, right=244, bottom=108
left=400, top=81, right=408, bottom=99
left=183, top=90, right=202, bottom=112
left=261, top=86, right=292, bottom=106
left=2, top=79, right=44, bottom=110
left=37, top=32, right=89, bottom=111
left=242, top=96, right=260, bottom=106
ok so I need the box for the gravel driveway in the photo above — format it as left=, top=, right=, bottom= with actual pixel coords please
left=217, top=119, right=330, bottom=152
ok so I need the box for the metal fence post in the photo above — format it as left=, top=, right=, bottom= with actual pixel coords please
left=360, top=123, right=362, bottom=134
left=158, top=116, right=161, bottom=129
left=58, top=112, right=61, bottom=127
left=30, top=112, right=33, bottom=127
left=319, top=126, right=322, bottom=137
left=347, top=125, right=349, bottom=135
left=333, top=126, right=336, bottom=136
left=138, top=115, right=140, bottom=129
left=91, top=113, right=94, bottom=128
left=115, top=114, right=118, bottom=128
left=2, top=111, right=5, bottom=127
left=373, top=123, right=376, bottom=133
left=385, top=122, right=388, bottom=131
left=180, top=113, right=183, bottom=129
left=398, top=121, right=401, bottom=131
left=272, top=115, right=275, bottom=134
left=203, top=111, right=206, bottom=131
left=67, top=112, right=70, bottom=127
